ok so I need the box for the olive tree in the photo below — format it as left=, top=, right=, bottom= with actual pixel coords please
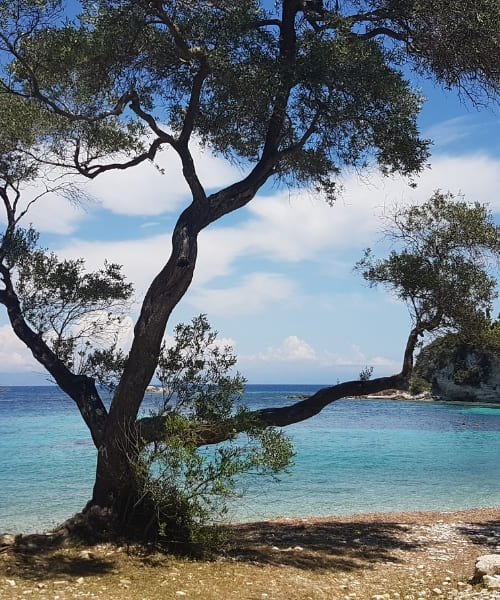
left=0, top=0, right=499, bottom=540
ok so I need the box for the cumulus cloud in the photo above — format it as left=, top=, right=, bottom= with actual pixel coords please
left=49, top=152, right=500, bottom=321
left=246, top=336, right=400, bottom=376
left=322, top=344, right=400, bottom=371
left=195, top=153, right=500, bottom=282
left=56, top=234, right=172, bottom=299
left=256, top=335, right=317, bottom=362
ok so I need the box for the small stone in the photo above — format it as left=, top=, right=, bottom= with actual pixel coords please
left=432, top=589, right=442, bottom=595
left=6, top=579, right=16, bottom=587
left=0, top=534, right=16, bottom=546
left=175, top=592, right=187, bottom=596
left=76, top=577, right=84, bottom=585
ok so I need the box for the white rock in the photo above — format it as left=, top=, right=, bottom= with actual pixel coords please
left=6, top=579, right=16, bottom=587
left=483, top=574, right=500, bottom=590
left=475, top=554, right=500, bottom=577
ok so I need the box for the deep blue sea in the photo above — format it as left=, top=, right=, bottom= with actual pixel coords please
left=1, top=384, right=499, bottom=534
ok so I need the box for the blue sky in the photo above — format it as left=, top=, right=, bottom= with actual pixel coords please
left=1, top=28, right=499, bottom=386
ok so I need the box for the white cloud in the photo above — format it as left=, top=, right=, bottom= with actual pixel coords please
left=57, top=234, right=172, bottom=299
left=195, top=153, right=500, bottom=285
left=256, top=335, right=317, bottom=362
left=0, top=182, right=89, bottom=235
left=247, top=335, right=401, bottom=377
left=0, top=325, right=38, bottom=372
left=49, top=152, right=500, bottom=320
left=84, top=140, right=242, bottom=217
left=322, top=344, right=401, bottom=373
left=187, top=272, right=296, bottom=316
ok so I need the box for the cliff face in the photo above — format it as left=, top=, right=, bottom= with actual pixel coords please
left=415, top=337, right=500, bottom=403
left=430, top=351, right=500, bottom=403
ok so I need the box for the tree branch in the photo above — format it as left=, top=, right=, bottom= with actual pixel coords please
left=0, top=268, right=109, bottom=447
left=136, top=371, right=408, bottom=448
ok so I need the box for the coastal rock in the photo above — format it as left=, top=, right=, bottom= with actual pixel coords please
left=471, top=554, right=500, bottom=585
left=432, top=354, right=500, bottom=403
left=415, top=338, right=500, bottom=403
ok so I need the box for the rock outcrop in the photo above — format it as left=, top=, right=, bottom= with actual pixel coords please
left=414, top=336, right=500, bottom=403
left=430, top=351, right=500, bottom=403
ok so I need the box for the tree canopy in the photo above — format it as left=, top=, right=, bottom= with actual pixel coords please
left=0, top=0, right=499, bottom=543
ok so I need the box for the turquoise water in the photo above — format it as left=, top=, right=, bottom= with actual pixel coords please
left=1, top=385, right=499, bottom=533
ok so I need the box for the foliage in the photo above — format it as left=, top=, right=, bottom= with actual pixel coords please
left=415, top=323, right=500, bottom=389
left=408, top=376, right=432, bottom=395
left=132, top=315, right=294, bottom=550
left=359, top=365, right=374, bottom=381
left=13, top=238, right=133, bottom=387
left=355, top=192, right=500, bottom=339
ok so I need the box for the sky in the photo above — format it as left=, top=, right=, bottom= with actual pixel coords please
left=1, top=30, right=499, bottom=386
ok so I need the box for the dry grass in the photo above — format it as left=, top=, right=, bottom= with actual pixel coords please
left=1, top=507, right=499, bottom=600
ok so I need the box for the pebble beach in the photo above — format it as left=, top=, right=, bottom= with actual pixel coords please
left=1, top=507, right=499, bottom=599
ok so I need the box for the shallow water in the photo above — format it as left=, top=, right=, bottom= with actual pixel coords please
left=1, top=385, right=499, bottom=533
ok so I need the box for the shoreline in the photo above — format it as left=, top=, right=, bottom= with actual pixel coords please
left=2, top=505, right=499, bottom=539
left=358, top=390, right=500, bottom=405
left=254, top=505, right=500, bottom=527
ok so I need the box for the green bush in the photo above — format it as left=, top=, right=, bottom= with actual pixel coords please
left=409, top=377, right=432, bottom=395
left=132, top=315, right=294, bottom=553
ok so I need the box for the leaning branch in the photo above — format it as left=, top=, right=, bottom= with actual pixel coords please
left=137, top=371, right=408, bottom=448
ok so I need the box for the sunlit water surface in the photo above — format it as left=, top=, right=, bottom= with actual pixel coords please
left=1, top=385, right=499, bottom=533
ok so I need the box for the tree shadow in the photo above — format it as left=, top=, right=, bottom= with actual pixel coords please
left=1, top=534, right=116, bottom=581
left=226, top=519, right=423, bottom=571
left=9, top=552, right=116, bottom=581
left=456, top=519, right=500, bottom=550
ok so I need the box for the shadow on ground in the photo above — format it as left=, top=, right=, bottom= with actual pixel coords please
left=3, top=552, right=115, bottom=582
left=457, top=520, right=500, bottom=550
left=0, top=534, right=117, bottom=581
left=227, top=519, right=422, bottom=571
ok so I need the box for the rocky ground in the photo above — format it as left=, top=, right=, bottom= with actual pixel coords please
left=1, top=507, right=499, bottom=599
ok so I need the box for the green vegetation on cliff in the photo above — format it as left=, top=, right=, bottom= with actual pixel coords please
left=415, top=324, right=500, bottom=390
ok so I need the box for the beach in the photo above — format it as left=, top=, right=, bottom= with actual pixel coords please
left=1, top=507, right=499, bottom=599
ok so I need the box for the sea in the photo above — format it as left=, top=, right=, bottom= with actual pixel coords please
left=1, top=384, right=499, bottom=534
